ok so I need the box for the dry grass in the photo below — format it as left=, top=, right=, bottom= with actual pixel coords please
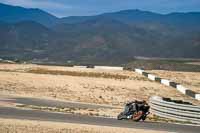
left=0, top=118, right=166, bottom=133
left=0, top=63, right=147, bottom=81
left=185, top=62, right=200, bottom=66
left=28, top=68, right=132, bottom=80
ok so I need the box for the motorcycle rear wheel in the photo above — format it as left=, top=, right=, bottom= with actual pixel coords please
left=132, top=111, right=144, bottom=122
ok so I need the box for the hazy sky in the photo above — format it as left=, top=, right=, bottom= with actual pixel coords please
left=1, top=0, right=200, bottom=17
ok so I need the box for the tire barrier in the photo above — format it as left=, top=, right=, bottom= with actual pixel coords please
left=135, top=69, right=200, bottom=101
left=150, top=96, right=200, bottom=124
left=72, top=65, right=123, bottom=70
left=86, top=65, right=95, bottom=68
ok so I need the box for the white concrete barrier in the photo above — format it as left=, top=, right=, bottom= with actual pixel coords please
left=161, top=79, right=170, bottom=86
left=148, top=74, right=156, bottom=81
left=135, top=69, right=144, bottom=74
left=176, top=85, right=187, bottom=94
left=73, top=66, right=87, bottom=68
left=94, top=66, right=124, bottom=71
left=134, top=68, right=199, bottom=101
left=195, top=94, right=200, bottom=101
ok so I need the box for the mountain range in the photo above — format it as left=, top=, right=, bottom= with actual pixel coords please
left=0, top=3, right=200, bottom=64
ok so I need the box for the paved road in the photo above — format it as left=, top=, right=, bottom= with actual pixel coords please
left=0, top=107, right=200, bottom=133
left=0, top=95, right=118, bottom=109
left=0, top=95, right=200, bottom=132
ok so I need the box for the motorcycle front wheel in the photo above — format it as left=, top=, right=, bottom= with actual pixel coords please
left=117, top=112, right=125, bottom=120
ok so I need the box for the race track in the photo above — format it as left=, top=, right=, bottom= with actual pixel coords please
left=0, top=95, right=200, bottom=133
left=0, top=95, right=117, bottom=109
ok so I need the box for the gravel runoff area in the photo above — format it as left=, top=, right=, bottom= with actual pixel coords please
left=0, top=63, right=199, bottom=106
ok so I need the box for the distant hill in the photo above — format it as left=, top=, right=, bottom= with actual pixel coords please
left=61, top=9, right=200, bottom=31
left=0, top=3, right=200, bottom=65
left=0, top=3, right=59, bottom=26
left=0, top=21, right=56, bottom=59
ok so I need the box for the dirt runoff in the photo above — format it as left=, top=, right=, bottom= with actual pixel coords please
left=149, top=70, right=200, bottom=93
left=0, top=63, right=199, bottom=106
left=0, top=118, right=167, bottom=133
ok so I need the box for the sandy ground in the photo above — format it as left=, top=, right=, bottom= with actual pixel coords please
left=0, top=63, right=199, bottom=105
left=0, top=118, right=168, bottom=133
left=149, top=70, right=200, bottom=93
left=0, top=63, right=134, bottom=76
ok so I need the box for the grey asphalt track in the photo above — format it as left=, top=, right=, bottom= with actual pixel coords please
left=0, top=107, right=200, bottom=133
left=0, top=95, right=200, bottom=132
left=0, top=95, right=118, bottom=109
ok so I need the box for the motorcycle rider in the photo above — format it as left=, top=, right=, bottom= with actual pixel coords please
left=124, top=100, right=147, bottom=115
left=117, top=99, right=150, bottom=121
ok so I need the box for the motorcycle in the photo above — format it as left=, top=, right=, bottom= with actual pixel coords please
left=117, top=100, right=150, bottom=122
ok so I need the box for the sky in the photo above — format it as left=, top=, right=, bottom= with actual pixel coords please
left=0, top=0, right=200, bottom=17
